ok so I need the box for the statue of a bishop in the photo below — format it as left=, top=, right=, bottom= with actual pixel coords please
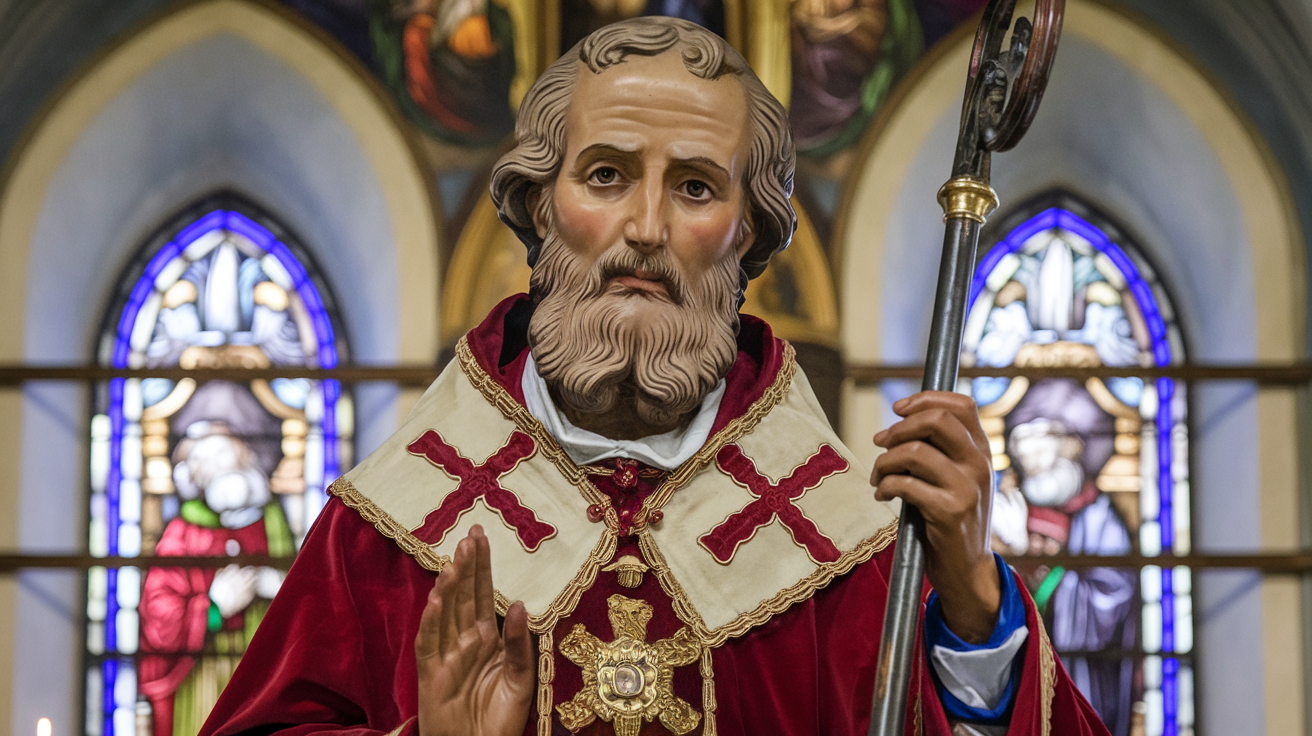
left=201, top=17, right=1109, bottom=736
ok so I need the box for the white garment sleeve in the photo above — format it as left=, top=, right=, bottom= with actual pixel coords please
left=931, top=624, right=1030, bottom=711
left=952, top=722, right=1011, bottom=736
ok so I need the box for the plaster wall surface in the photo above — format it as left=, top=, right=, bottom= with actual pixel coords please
left=873, top=35, right=1268, bottom=735
left=10, top=31, right=408, bottom=733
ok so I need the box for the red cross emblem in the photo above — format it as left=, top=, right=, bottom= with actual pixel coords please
left=406, top=430, right=556, bottom=552
left=698, top=444, right=847, bottom=564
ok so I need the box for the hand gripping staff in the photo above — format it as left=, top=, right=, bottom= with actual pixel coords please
left=866, top=3, right=1065, bottom=734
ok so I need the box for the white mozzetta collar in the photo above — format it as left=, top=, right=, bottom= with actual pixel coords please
left=331, top=337, right=899, bottom=645
left=520, top=352, right=726, bottom=471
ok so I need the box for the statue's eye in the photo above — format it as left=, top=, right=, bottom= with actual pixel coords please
left=590, top=167, right=618, bottom=185
left=682, top=180, right=711, bottom=200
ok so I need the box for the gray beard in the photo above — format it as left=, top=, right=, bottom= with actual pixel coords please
left=527, top=230, right=741, bottom=429
left=1020, top=456, right=1085, bottom=507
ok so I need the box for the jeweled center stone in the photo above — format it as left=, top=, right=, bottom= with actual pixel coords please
left=612, top=663, right=643, bottom=697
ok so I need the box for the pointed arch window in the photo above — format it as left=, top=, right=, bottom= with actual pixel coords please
left=964, top=193, right=1192, bottom=736
left=85, top=197, right=353, bottom=736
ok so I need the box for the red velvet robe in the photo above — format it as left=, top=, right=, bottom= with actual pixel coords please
left=200, top=297, right=1109, bottom=736
left=141, top=515, right=269, bottom=735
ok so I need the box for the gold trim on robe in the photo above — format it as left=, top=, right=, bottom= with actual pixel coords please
left=329, top=335, right=900, bottom=646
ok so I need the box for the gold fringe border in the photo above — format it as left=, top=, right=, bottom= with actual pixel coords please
left=1038, top=617, right=1056, bottom=736
left=336, top=338, right=823, bottom=643
left=456, top=338, right=614, bottom=516
left=700, top=647, right=717, bottom=736
left=638, top=342, right=798, bottom=524
left=638, top=519, right=899, bottom=648
left=339, top=338, right=900, bottom=733
left=914, top=690, right=923, bottom=736
left=330, top=477, right=449, bottom=572
left=455, top=337, right=798, bottom=531
left=511, top=531, right=618, bottom=633
left=537, top=629, right=555, bottom=736
left=329, top=476, right=617, bottom=634
left=385, top=718, right=415, bottom=736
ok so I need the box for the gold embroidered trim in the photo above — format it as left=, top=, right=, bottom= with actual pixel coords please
left=537, top=629, right=555, bottom=736
left=345, top=338, right=837, bottom=643
left=456, top=338, right=614, bottom=523
left=700, top=647, right=717, bottom=736
left=332, top=469, right=616, bottom=633
left=695, top=443, right=847, bottom=566
left=584, top=464, right=664, bottom=479
left=495, top=531, right=618, bottom=633
left=329, top=478, right=449, bottom=572
left=385, top=718, right=415, bottom=736
left=636, top=343, right=798, bottom=525
left=455, top=337, right=798, bottom=532
left=914, top=690, right=923, bottom=736
left=556, top=595, right=702, bottom=735
left=638, top=519, right=899, bottom=648
left=406, top=428, right=553, bottom=553
left=1038, top=617, right=1056, bottom=736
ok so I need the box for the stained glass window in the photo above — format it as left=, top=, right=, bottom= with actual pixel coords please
left=85, top=200, right=353, bottom=736
left=964, top=198, right=1192, bottom=736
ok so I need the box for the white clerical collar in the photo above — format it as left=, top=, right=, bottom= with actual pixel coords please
left=520, top=352, right=726, bottom=471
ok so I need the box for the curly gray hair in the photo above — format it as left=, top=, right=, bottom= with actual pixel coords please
left=490, top=16, right=796, bottom=280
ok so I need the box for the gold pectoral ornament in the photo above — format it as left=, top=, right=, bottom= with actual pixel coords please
left=557, top=595, right=702, bottom=736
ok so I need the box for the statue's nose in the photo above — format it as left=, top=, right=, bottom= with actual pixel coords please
left=623, top=178, right=667, bottom=252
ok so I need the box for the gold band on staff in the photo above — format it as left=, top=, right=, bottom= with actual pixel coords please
left=937, top=176, right=1000, bottom=223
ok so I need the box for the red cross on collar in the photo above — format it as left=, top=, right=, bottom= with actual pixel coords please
left=406, top=430, right=557, bottom=552
left=698, top=444, right=847, bottom=564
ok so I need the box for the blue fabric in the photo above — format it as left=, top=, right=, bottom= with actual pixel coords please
left=923, top=553, right=1027, bottom=724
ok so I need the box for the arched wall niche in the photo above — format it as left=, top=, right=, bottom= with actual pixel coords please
left=833, top=2, right=1304, bottom=735
left=0, top=0, right=441, bottom=729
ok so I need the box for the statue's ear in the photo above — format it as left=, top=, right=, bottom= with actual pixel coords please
left=735, top=214, right=756, bottom=260
left=526, top=185, right=546, bottom=240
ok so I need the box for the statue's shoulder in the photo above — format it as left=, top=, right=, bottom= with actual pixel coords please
left=647, top=338, right=899, bottom=646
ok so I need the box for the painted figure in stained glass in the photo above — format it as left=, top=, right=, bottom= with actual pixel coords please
left=371, top=0, right=518, bottom=144
left=1000, top=378, right=1137, bottom=735
left=913, top=0, right=990, bottom=46
left=138, top=387, right=294, bottom=736
left=788, top=0, right=991, bottom=157
left=789, top=0, right=917, bottom=156
left=559, top=0, right=726, bottom=52
left=966, top=204, right=1192, bottom=736
left=87, top=206, right=352, bottom=736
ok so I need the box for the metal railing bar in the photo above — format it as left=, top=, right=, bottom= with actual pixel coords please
left=1002, top=552, right=1312, bottom=572
left=0, top=552, right=1308, bottom=573
left=0, top=554, right=294, bottom=571
left=849, top=363, right=1312, bottom=385
left=0, top=362, right=1306, bottom=386
left=0, top=365, right=443, bottom=386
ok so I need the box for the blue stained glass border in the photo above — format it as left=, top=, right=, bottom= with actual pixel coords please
left=970, top=206, right=1187, bottom=735
left=95, top=207, right=344, bottom=735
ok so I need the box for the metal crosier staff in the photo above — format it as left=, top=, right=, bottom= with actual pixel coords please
left=867, top=2, right=1065, bottom=734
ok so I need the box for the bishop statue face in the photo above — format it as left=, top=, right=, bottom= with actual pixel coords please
left=491, top=17, right=795, bottom=435
left=526, top=50, right=757, bottom=430
left=547, top=50, right=754, bottom=283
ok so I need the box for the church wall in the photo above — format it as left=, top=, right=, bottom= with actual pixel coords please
left=0, top=0, right=178, bottom=177
left=1113, top=0, right=1312, bottom=354
left=0, top=2, right=441, bottom=731
left=0, top=0, right=1309, bottom=734
left=835, top=3, right=1304, bottom=734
